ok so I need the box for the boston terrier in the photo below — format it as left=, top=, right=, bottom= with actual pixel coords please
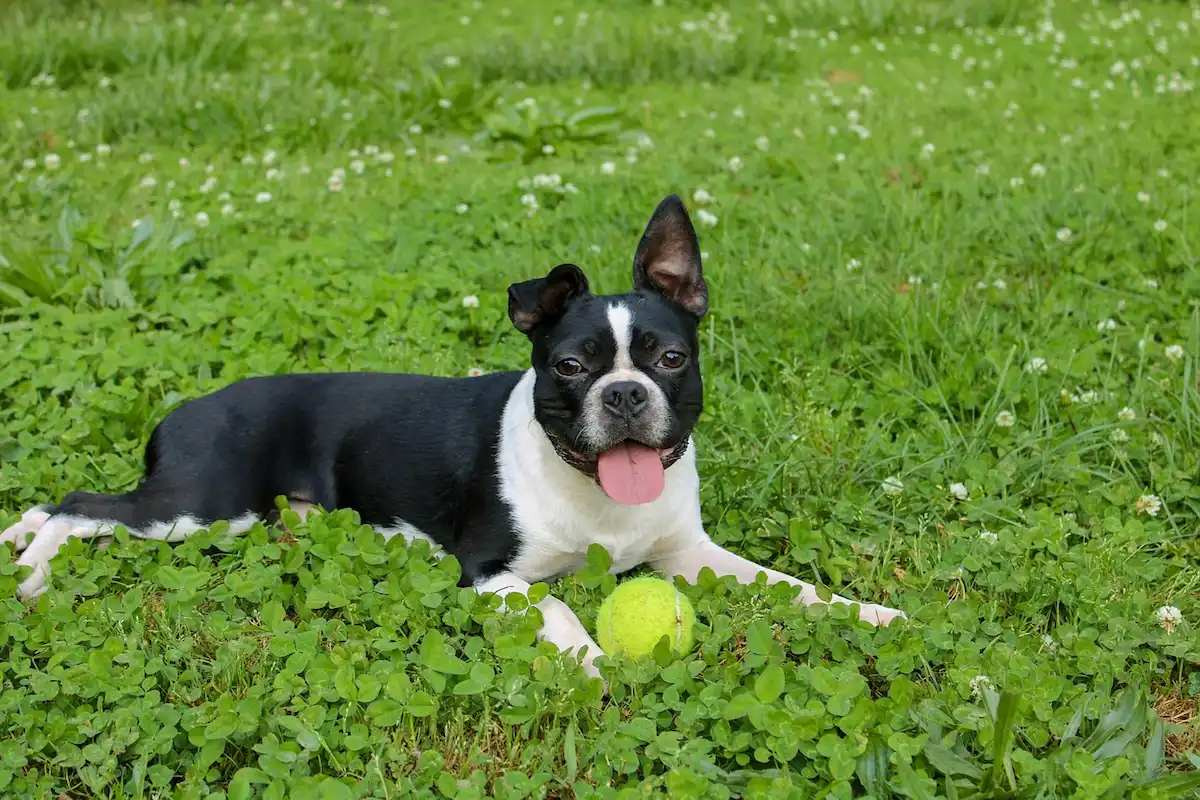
left=0, top=195, right=905, bottom=678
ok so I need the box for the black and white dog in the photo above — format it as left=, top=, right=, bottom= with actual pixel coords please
left=1, top=195, right=904, bottom=677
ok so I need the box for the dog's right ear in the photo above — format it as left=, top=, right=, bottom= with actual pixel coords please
left=508, top=263, right=590, bottom=336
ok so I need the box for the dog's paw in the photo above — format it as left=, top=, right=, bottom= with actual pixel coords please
left=1, top=505, right=53, bottom=553
left=857, top=602, right=907, bottom=627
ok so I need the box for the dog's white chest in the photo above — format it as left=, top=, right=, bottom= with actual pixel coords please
left=505, top=502, right=678, bottom=581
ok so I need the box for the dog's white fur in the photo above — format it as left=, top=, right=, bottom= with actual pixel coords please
left=2, top=366, right=906, bottom=681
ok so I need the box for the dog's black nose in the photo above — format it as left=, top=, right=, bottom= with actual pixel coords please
left=603, top=381, right=648, bottom=417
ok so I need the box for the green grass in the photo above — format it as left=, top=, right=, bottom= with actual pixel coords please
left=1, top=0, right=1199, bottom=797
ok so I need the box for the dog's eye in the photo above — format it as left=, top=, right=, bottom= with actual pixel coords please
left=554, top=358, right=585, bottom=377
left=658, top=351, right=687, bottom=369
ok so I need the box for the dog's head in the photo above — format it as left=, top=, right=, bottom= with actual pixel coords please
left=507, top=194, right=708, bottom=505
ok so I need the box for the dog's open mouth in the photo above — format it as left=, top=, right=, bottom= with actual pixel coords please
left=564, top=440, right=673, bottom=506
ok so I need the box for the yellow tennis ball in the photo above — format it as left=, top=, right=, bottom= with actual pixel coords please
left=595, top=577, right=695, bottom=657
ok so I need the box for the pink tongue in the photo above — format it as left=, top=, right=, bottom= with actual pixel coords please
left=597, top=442, right=666, bottom=505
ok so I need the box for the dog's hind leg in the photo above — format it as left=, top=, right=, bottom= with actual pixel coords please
left=4, top=484, right=264, bottom=599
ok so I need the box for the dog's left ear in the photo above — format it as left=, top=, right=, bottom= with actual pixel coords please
left=508, top=263, right=591, bottom=335
left=632, top=194, right=708, bottom=319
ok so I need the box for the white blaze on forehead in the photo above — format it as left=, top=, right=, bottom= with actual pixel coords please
left=606, top=302, right=634, bottom=370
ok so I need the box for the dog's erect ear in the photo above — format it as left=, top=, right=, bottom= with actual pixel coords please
left=508, top=263, right=590, bottom=335
left=632, top=194, right=708, bottom=319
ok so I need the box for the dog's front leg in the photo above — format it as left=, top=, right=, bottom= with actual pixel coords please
left=474, top=572, right=605, bottom=680
left=653, top=537, right=907, bottom=627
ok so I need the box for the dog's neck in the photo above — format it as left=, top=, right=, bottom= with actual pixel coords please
left=501, top=369, right=600, bottom=497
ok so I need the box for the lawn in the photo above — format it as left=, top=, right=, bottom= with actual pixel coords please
left=1, top=0, right=1198, bottom=797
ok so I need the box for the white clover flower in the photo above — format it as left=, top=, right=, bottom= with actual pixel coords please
left=409, top=124, right=422, bottom=135
left=846, top=258, right=861, bottom=271
left=1153, top=220, right=1167, bottom=233
left=542, top=144, right=555, bottom=155
left=350, top=160, right=365, bottom=174
left=43, top=153, right=61, bottom=170
left=993, top=278, right=1007, bottom=290
left=1056, top=227, right=1073, bottom=242
left=1110, top=428, right=1130, bottom=443
left=1040, top=634, right=1058, bottom=652
left=976, top=163, right=990, bottom=176
left=979, top=530, right=998, bottom=542
left=692, top=188, right=713, bottom=204
left=1010, top=176, right=1024, bottom=188
left=266, top=168, right=283, bottom=181
left=755, top=136, right=770, bottom=151
left=1143, top=278, right=1158, bottom=289
left=327, top=174, right=344, bottom=192
left=241, top=154, right=257, bottom=166
left=1097, top=318, right=1117, bottom=332
left=1136, top=494, right=1162, bottom=517
left=1137, top=191, right=1150, bottom=203
left=1030, top=163, right=1047, bottom=177
left=455, top=203, right=469, bottom=214
left=995, top=410, right=1015, bottom=427
left=140, top=176, right=157, bottom=189
left=462, top=295, right=479, bottom=309
left=434, top=154, right=450, bottom=164
left=1155, top=605, right=1182, bottom=633
left=221, top=203, right=236, bottom=216
left=600, top=161, right=616, bottom=175
left=1117, top=407, right=1136, bottom=421
left=1165, top=344, right=1184, bottom=362
left=255, top=191, right=272, bottom=203
left=1025, top=357, right=1048, bottom=374
left=695, top=209, right=718, bottom=228
left=194, top=211, right=210, bottom=227
left=378, top=152, right=395, bottom=164
left=728, top=156, right=744, bottom=172
left=444, top=55, right=460, bottom=68
left=263, top=149, right=278, bottom=166
left=969, top=675, right=994, bottom=698
left=881, top=476, right=904, bottom=497
left=520, top=193, right=538, bottom=211
left=950, top=482, right=969, bottom=501
left=138, top=152, right=155, bottom=164
left=438, top=98, right=452, bottom=109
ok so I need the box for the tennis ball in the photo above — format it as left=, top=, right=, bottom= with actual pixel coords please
left=595, top=576, right=695, bottom=657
